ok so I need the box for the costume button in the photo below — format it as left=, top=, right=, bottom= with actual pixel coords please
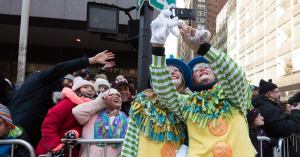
left=161, top=143, right=176, bottom=157
left=212, top=141, right=232, bottom=157
left=209, top=117, right=228, bottom=136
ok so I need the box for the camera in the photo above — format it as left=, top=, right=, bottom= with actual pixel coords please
left=170, top=8, right=196, bottom=20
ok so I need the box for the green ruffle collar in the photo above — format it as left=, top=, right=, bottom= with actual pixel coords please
left=183, top=83, right=239, bottom=128
left=131, top=89, right=187, bottom=144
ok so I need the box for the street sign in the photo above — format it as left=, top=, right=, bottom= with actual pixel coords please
left=136, top=0, right=145, bottom=12
left=149, top=0, right=175, bottom=11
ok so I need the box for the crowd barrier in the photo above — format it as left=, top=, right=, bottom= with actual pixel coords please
left=38, top=134, right=300, bottom=157
left=38, top=138, right=124, bottom=157
left=258, top=134, right=300, bottom=157
left=0, top=139, right=35, bottom=157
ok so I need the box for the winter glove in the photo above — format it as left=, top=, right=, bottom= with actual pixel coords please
left=65, top=130, right=79, bottom=139
left=64, top=130, right=79, bottom=146
left=150, top=6, right=181, bottom=44
left=179, top=23, right=211, bottom=51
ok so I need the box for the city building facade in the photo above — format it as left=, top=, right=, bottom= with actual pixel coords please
left=220, top=0, right=300, bottom=99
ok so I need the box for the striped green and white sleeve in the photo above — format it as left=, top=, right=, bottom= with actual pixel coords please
left=150, top=55, right=184, bottom=120
left=203, top=47, right=253, bottom=114
left=120, top=115, right=139, bottom=157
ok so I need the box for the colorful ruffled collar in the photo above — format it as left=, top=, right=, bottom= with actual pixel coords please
left=131, top=89, right=187, bottom=144
left=183, top=83, right=239, bottom=128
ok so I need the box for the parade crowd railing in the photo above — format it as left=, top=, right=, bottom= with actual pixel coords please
left=0, top=139, right=36, bottom=157
left=258, top=134, right=300, bottom=157
left=38, top=138, right=124, bottom=157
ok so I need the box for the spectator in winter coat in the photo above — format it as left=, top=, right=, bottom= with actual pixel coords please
left=0, top=104, right=29, bottom=157
left=95, top=78, right=111, bottom=95
left=52, top=74, right=75, bottom=104
left=252, top=79, right=300, bottom=137
left=252, top=85, right=259, bottom=98
left=35, top=77, right=96, bottom=156
left=288, top=91, right=300, bottom=107
left=73, top=88, right=128, bottom=157
left=247, top=108, right=274, bottom=157
left=62, top=74, right=74, bottom=88
left=112, top=77, right=132, bottom=116
left=7, top=50, right=114, bottom=146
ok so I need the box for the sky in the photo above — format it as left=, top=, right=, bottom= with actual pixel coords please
left=164, top=0, right=185, bottom=58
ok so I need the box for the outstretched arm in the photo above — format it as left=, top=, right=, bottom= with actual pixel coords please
left=199, top=44, right=253, bottom=114
left=180, top=25, right=252, bottom=113
left=150, top=46, right=184, bottom=119
left=38, top=50, right=115, bottom=83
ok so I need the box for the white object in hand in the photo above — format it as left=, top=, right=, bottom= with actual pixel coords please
left=150, top=9, right=180, bottom=44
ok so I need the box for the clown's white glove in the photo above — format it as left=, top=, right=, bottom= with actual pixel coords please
left=179, top=23, right=211, bottom=51
left=176, top=145, right=188, bottom=157
left=150, top=8, right=181, bottom=44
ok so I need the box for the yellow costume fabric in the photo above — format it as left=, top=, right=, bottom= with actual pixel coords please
left=137, top=133, right=181, bottom=157
left=187, top=113, right=256, bottom=157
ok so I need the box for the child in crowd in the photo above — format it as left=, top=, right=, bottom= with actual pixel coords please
left=247, top=108, right=274, bottom=157
left=0, top=104, right=29, bottom=157
left=36, top=77, right=95, bottom=157
left=73, top=88, right=128, bottom=157
left=95, top=78, right=111, bottom=95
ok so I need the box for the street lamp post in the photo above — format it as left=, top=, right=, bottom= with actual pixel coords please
left=16, top=0, right=31, bottom=87
left=137, top=1, right=153, bottom=92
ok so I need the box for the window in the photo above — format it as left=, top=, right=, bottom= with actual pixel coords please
left=198, top=4, right=206, bottom=10
left=198, top=0, right=205, bottom=2
left=197, top=11, right=206, bottom=16
left=197, top=17, right=206, bottom=23
left=197, top=25, right=205, bottom=29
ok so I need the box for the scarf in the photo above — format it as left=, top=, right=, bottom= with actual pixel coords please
left=61, top=87, right=92, bottom=104
left=94, top=109, right=128, bottom=148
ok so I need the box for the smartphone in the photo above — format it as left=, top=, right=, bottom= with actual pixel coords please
left=170, top=8, right=196, bottom=20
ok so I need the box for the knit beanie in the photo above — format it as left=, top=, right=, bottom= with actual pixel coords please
left=258, top=79, right=278, bottom=94
left=288, top=91, right=300, bottom=104
left=0, top=104, right=15, bottom=128
left=72, top=77, right=95, bottom=91
left=64, top=74, right=74, bottom=81
left=95, top=78, right=111, bottom=91
left=112, top=78, right=129, bottom=89
left=246, top=108, right=260, bottom=126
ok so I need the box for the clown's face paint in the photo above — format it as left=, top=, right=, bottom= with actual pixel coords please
left=192, top=63, right=215, bottom=85
left=167, top=65, right=184, bottom=88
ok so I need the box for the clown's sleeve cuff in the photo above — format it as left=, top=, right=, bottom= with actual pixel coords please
left=196, top=43, right=219, bottom=63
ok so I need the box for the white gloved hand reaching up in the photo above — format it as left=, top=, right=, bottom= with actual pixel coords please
left=150, top=8, right=181, bottom=45
left=179, top=22, right=211, bottom=51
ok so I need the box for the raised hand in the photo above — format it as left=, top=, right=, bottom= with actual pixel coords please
left=89, top=50, right=115, bottom=65
left=102, top=61, right=116, bottom=70
left=150, top=8, right=180, bottom=45
left=179, top=23, right=211, bottom=51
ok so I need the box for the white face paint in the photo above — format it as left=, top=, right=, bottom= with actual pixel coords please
left=167, top=65, right=183, bottom=88
left=192, top=63, right=215, bottom=85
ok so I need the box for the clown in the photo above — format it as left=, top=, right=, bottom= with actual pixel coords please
left=120, top=57, right=191, bottom=157
left=144, top=8, right=256, bottom=157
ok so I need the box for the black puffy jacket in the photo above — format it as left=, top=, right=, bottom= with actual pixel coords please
left=252, top=95, right=300, bottom=137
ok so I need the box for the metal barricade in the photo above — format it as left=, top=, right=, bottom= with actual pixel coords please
left=0, top=139, right=35, bottom=157
left=281, top=134, right=299, bottom=157
left=257, top=136, right=271, bottom=157
left=258, top=134, right=300, bottom=157
left=38, top=138, right=124, bottom=157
